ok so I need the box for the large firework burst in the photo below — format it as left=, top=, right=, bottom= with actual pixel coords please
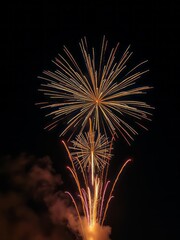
left=38, top=36, right=153, bottom=143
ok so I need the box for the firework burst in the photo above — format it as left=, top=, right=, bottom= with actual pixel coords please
left=38, top=36, right=153, bottom=240
left=70, top=119, right=112, bottom=170
left=38, top=36, right=153, bottom=143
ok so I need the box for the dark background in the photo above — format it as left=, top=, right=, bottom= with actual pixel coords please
left=1, top=1, right=179, bottom=239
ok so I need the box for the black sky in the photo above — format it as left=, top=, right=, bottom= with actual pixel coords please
left=1, top=1, right=180, bottom=239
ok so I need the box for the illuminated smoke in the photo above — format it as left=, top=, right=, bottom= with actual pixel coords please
left=0, top=154, right=81, bottom=240
left=81, top=218, right=112, bottom=240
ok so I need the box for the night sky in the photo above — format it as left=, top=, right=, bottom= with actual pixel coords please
left=1, top=1, right=179, bottom=240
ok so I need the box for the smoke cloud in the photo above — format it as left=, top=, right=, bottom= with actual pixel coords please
left=0, top=153, right=75, bottom=240
left=0, top=153, right=112, bottom=240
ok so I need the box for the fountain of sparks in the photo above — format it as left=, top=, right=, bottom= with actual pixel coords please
left=62, top=119, right=132, bottom=239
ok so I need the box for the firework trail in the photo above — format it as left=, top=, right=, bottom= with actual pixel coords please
left=62, top=120, right=132, bottom=240
left=38, top=36, right=153, bottom=144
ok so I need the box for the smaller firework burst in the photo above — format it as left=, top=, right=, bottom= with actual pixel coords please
left=70, top=119, right=112, bottom=170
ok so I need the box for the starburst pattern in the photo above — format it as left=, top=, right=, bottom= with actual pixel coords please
left=39, top=36, right=153, bottom=143
left=70, top=119, right=112, bottom=170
